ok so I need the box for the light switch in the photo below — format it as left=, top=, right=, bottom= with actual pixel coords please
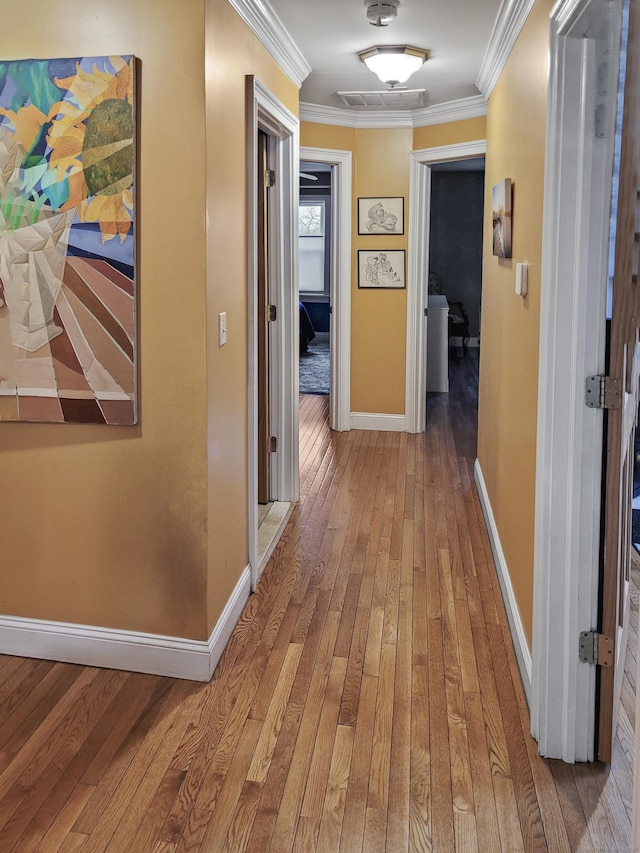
left=515, top=263, right=528, bottom=297
left=218, top=312, right=227, bottom=346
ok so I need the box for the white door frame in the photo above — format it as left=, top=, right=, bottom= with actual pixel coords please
left=406, top=140, right=487, bottom=434
left=299, top=146, right=352, bottom=432
left=532, top=0, right=622, bottom=761
left=246, top=76, right=299, bottom=589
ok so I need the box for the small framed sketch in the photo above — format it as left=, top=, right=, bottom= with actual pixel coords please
left=492, top=178, right=512, bottom=258
left=358, top=250, right=406, bottom=289
left=358, top=196, right=404, bottom=235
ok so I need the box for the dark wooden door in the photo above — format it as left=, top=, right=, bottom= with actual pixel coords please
left=598, top=0, right=640, bottom=762
left=257, top=130, right=270, bottom=505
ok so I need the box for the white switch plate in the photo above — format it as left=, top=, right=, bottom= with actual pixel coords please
left=218, top=312, right=227, bottom=346
left=515, top=263, right=528, bottom=297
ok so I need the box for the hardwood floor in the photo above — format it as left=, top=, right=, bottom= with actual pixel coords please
left=0, top=352, right=635, bottom=851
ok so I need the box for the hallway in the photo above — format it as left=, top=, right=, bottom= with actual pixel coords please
left=0, top=356, right=634, bottom=851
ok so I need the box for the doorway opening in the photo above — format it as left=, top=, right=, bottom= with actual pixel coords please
left=426, top=158, right=485, bottom=410
left=299, top=162, right=332, bottom=398
left=299, top=146, right=352, bottom=433
left=246, top=76, right=299, bottom=590
left=406, top=139, right=486, bottom=434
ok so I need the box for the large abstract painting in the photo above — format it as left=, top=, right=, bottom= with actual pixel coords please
left=0, top=55, right=137, bottom=424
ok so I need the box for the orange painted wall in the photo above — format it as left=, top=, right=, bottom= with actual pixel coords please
left=204, top=1, right=298, bottom=632
left=477, top=0, right=554, bottom=646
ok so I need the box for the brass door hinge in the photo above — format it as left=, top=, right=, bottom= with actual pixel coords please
left=579, top=631, right=613, bottom=667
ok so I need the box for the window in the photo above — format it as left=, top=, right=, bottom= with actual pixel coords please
left=299, top=201, right=326, bottom=293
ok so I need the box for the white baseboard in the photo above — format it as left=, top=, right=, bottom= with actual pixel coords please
left=0, top=565, right=252, bottom=682
left=350, top=412, right=407, bottom=431
left=474, top=459, right=532, bottom=705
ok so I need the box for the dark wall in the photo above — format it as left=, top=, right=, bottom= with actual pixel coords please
left=429, top=171, right=484, bottom=337
left=303, top=301, right=330, bottom=333
left=300, top=165, right=331, bottom=335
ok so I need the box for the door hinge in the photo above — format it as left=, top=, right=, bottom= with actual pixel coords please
left=268, top=304, right=277, bottom=322
left=579, top=630, right=613, bottom=667
left=269, top=435, right=277, bottom=453
left=585, top=374, right=621, bottom=409
left=424, top=308, right=428, bottom=316
left=265, top=169, right=276, bottom=188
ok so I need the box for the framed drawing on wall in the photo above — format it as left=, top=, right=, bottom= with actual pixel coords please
left=358, top=196, right=404, bottom=234
left=358, top=250, right=406, bottom=289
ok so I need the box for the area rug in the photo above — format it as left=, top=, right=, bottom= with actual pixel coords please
left=299, top=339, right=329, bottom=395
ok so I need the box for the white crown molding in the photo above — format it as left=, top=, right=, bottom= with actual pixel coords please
left=411, top=95, right=487, bottom=127
left=350, top=412, right=407, bottom=431
left=0, top=566, right=251, bottom=682
left=226, top=0, right=311, bottom=88
left=476, top=0, right=536, bottom=99
left=299, top=102, right=413, bottom=128
left=300, top=95, right=486, bottom=130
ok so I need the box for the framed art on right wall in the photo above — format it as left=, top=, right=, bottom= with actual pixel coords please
left=492, top=178, right=512, bottom=258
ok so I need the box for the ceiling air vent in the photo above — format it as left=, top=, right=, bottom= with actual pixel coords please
left=337, top=89, right=427, bottom=109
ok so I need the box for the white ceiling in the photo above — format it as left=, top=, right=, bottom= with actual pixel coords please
left=267, top=0, right=503, bottom=111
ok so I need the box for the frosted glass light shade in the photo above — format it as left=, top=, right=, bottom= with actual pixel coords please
left=359, top=45, right=428, bottom=86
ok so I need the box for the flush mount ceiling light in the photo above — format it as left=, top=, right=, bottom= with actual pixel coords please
left=358, top=45, right=429, bottom=87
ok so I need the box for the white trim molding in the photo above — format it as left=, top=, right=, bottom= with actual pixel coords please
left=412, top=95, right=488, bottom=127
left=246, top=76, right=300, bottom=590
left=532, top=0, right=621, bottom=762
left=299, top=95, right=486, bottom=130
left=476, top=0, right=536, bottom=99
left=0, top=566, right=252, bottom=682
left=406, top=139, right=486, bottom=433
left=475, top=461, right=533, bottom=704
left=350, top=412, right=407, bottom=432
left=300, top=103, right=413, bottom=129
left=227, top=0, right=311, bottom=88
left=299, top=146, right=352, bottom=432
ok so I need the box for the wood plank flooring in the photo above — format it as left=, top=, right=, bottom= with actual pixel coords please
left=0, top=352, right=635, bottom=851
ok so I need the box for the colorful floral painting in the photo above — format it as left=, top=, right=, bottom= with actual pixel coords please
left=0, top=56, right=137, bottom=424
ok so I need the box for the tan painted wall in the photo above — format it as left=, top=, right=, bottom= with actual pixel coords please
left=301, top=123, right=411, bottom=414
left=351, top=128, right=412, bottom=415
left=301, top=118, right=489, bottom=417
left=301, top=123, right=411, bottom=415
left=204, top=1, right=298, bottom=632
left=477, top=0, right=554, bottom=646
left=0, top=0, right=209, bottom=639
left=413, top=116, right=487, bottom=150
left=0, top=0, right=298, bottom=643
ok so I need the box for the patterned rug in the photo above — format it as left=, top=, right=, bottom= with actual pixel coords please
left=299, top=339, right=329, bottom=395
